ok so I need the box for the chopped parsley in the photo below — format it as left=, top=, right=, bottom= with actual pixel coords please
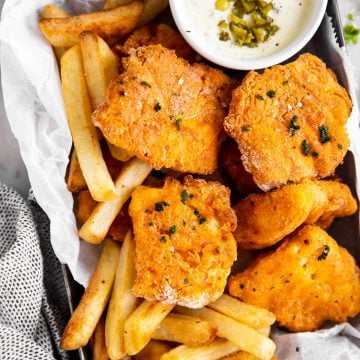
left=169, top=225, right=176, bottom=236
left=289, top=116, right=300, bottom=137
left=155, top=201, right=169, bottom=211
left=181, top=189, right=192, bottom=204
left=154, top=102, right=162, bottom=111
left=344, top=24, right=360, bottom=44
left=183, top=277, right=189, bottom=284
left=194, top=209, right=206, bottom=224
left=175, top=118, right=183, bottom=130
left=160, top=235, right=167, bottom=243
left=140, top=80, right=151, bottom=88
left=255, top=94, right=264, bottom=100
left=266, top=90, right=276, bottom=98
left=318, top=245, right=330, bottom=261
left=312, top=151, right=319, bottom=158
left=241, top=124, right=251, bottom=132
left=319, top=125, right=331, bottom=144
left=337, top=143, right=343, bottom=150
left=301, top=140, right=311, bottom=156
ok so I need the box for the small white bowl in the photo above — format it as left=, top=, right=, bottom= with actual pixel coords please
left=170, top=0, right=328, bottom=70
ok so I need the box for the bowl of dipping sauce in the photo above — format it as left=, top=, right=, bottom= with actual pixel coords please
left=169, top=0, right=328, bottom=70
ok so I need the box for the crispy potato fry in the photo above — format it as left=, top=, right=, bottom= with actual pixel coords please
left=91, top=317, right=110, bottom=360
left=39, top=1, right=143, bottom=47
left=137, top=0, right=169, bottom=28
left=221, top=352, right=278, bottom=360
left=160, top=338, right=239, bottom=360
left=105, top=231, right=138, bottom=359
left=79, top=158, right=152, bottom=244
left=134, top=340, right=173, bottom=360
left=60, top=239, right=121, bottom=350
left=75, top=190, right=97, bottom=225
left=207, top=294, right=276, bottom=329
left=176, top=307, right=276, bottom=360
left=67, top=149, right=87, bottom=192
left=103, top=0, right=135, bottom=10
left=124, top=301, right=174, bottom=355
left=258, top=327, right=271, bottom=337
left=108, top=143, right=133, bottom=162
left=80, top=31, right=118, bottom=109
left=152, top=313, right=217, bottom=346
left=61, top=45, right=117, bottom=201
left=40, top=4, right=69, bottom=61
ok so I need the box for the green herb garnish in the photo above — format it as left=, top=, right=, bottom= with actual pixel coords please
left=175, top=118, right=182, bottom=130
left=289, top=116, right=300, bottom=137
left=169, top=225, right=176, bottom=236
left=194, top=209, right=206, bottom=224
left=312, top=151, right=319, bottom=158
left=154, top=102, right=161, bottom=111
left=319, top=125, right=331, bottom=144
left=317, top=245, right=330, bottom=261
left=337, top=143, right=343, bottom=150
left=266, top=90, right=276, bottom=98
left=348, top=13, right=355, bottom=21
left=183, top=277, right=189, bottom=284
left=160, top=235, right=167, bottom=243
left=241, top=124, right=251, bottom=132
left=155, top=202, right=164, bottom=212
left=181, top=189, right=190, bottom=204
left=256, top=94, right=264, bottom=100
left=301, top=140, right=311, bottom=156
left=344, top=24, right=360, bottom=44
left=140, top=81, right=151, bottom=88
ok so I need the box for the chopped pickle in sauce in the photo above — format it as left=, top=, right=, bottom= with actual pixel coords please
left=216, top=0, right=279, bottom=47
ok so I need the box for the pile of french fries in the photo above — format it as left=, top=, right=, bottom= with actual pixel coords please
left=39, top=2, right=277, bottom=359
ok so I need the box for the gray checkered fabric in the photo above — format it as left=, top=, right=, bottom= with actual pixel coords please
left=0, top=183, right=70, bottom=360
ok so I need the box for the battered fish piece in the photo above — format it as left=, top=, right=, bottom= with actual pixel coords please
left=94, top=45, right=236, bottom=174
left=129, top=176, right=237, bottom=308
left=229, top=225, right=360, bottom=332
left=233, top=180, right=357, bottom=250
left=224, top=53, right=352, bottom=191
left=114, top=23, right=196, bottom=62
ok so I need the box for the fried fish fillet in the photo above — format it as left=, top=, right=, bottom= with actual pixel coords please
left=129, top=176, right=237, bottom=308
left=94, top=45, right=236, bottom=174
left=224, top=53, right=352, bottom=191
left=229, top=225, right=360, bottom=332
left=233, top=180, right=357, bottom=250
left=114, top=23, right=196, bottom=61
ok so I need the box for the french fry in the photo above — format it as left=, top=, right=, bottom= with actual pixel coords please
left=60, top=239, right=121, bottom=350
left=91, top=317, right=110, bottom=360
left=138, top=0, right=169, bottom=28
left=80, top=31, right=118, bottom=109
left=61, top=45, right=116, bottom=201
left=152, top=313, right=217, bottom=346
left=221, top=352, right=278, bottom=360
left=258, top=327, right=271, bottom=337
left=160, top=338, right=238, bottom=360
left=134, top=340, right=173, bottom=360
left=105, top=231, right=138, bottom=359
left=175, top=307, right=276, bottom=360
left=103, top=0, right=135, bottom=10
left=75, top=190, right=97, bottom=225
left=108, top=143, right=133, bottom=162
left=61, top=45, right=117, bottom=201
left=79, top=158, right=152, bottom=244
left=40, top=4, right=69, bottom=62
left=124, top=301, right=174, bottom=355
left=207, top=294, right=276, bottom=329
left=39, top=1, right=143, bottom=47
left=67, top=149, right=87, bottom=192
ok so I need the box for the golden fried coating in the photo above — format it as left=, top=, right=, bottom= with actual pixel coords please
left=224, top=53, right=352, bottom=191
left=229, top=225, right=360, bottom=332
left=94, top=45, right=236, bottom=174
left=114, top=23, right=196, bottom=61
left=129, top=176, right=237, bottom=308
left=233, top=180, right=357, bottom=250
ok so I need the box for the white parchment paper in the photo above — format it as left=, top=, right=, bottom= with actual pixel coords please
left=1, top=0, right=360, bottom=358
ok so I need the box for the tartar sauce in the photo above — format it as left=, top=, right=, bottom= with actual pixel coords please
left=179, top=0, right=314, bottom=60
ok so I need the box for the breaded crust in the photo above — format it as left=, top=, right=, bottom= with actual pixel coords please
left=129, top=176, right=237, bottom=308
left=114, top=23, right=196, bottom=62
left=224, top=53, right=352, bottom=191
left=94, top=45, right=236, bottom=174
left=229, top=225, right=360, bottom=332
left=233, top=180, right=357, bottom=250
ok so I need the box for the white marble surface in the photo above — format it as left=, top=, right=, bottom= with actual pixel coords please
left=0, top=0, right=359, bottom=197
